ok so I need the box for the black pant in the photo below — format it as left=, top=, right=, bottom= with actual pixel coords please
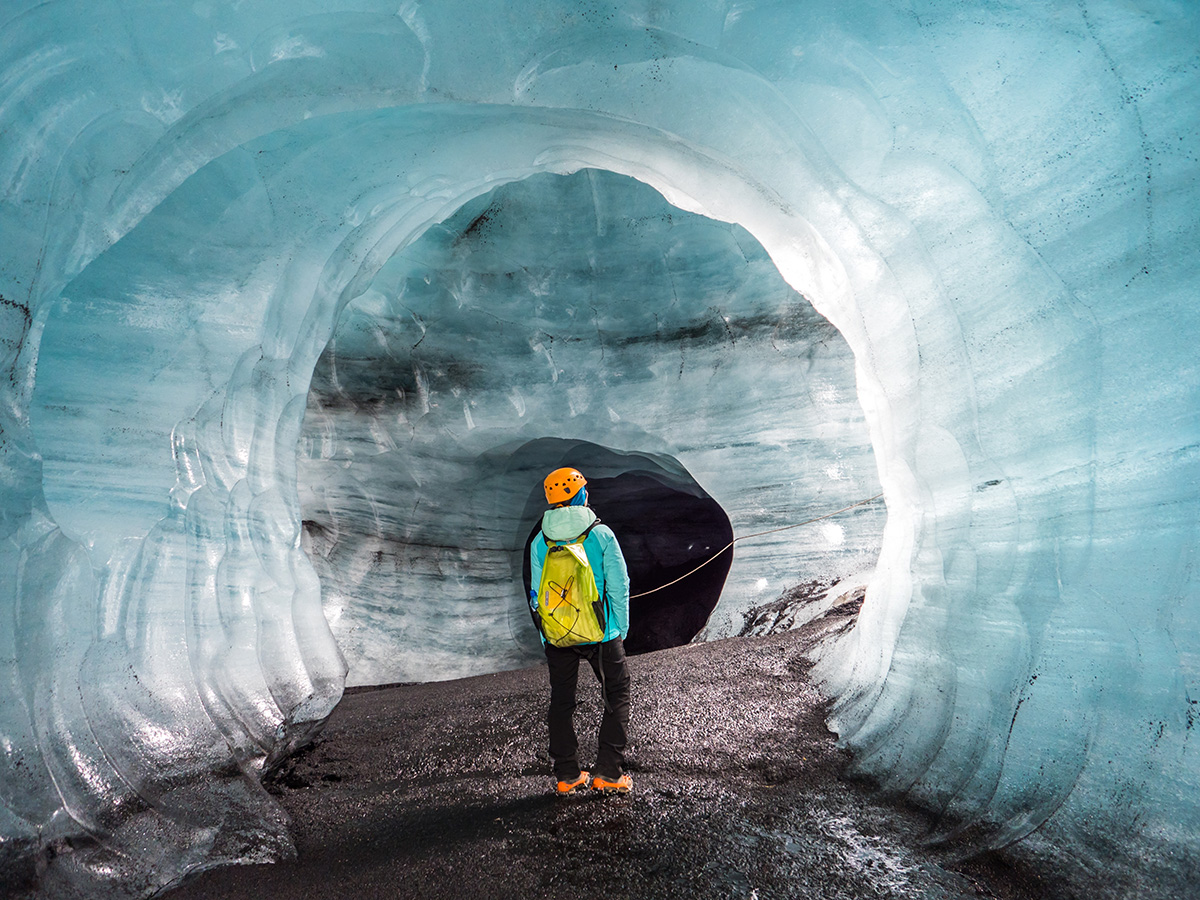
left=544, top=637, right=631, bottom=781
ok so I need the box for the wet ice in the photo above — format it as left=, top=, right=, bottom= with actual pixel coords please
left=1, top=2, right=1197, bottom=898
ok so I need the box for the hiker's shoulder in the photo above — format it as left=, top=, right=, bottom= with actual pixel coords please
left=590, top=521, right=619, bottom=544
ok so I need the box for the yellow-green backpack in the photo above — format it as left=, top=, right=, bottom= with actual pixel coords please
left=536, top=522, right=606, bottom=647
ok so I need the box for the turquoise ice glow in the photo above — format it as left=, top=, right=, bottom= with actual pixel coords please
left=0, top=2, right=1197, bottom=897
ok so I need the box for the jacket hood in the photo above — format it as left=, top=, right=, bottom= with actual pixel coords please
left=541, top=505, right=598, bottom=541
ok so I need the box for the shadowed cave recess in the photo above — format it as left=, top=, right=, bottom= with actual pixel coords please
left=518, top=462, right=737, bottom=656
left=1, top=2, right=1198, bottom=899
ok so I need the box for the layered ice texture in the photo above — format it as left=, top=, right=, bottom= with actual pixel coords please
left=1, top=1, right=1197, bottom=897
left=299, top=169, right=882, bottom=686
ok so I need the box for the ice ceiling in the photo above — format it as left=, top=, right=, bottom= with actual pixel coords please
left=298, top=168, right=883, bottom=686
left=1, top=1, right=1197, bottom=897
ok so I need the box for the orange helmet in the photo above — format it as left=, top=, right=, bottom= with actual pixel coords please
left=543, top=467, right=587, bottom=505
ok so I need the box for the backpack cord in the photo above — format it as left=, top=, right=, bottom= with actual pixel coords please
left=629, top=493, right=884, bottom=600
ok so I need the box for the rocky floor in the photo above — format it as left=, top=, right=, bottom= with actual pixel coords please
left=162, top=616, right=1065, bottom=900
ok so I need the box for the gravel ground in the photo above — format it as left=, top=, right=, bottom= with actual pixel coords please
left=163, top=616, right=1066, bottom=900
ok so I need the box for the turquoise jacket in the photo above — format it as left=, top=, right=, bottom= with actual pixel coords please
left=530, top=505, right=630, bottom=643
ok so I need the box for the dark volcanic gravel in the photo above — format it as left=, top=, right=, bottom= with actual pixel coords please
left=163, top=617, right=1060, bottom=900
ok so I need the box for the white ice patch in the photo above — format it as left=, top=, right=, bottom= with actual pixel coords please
left=140, top=89, right=185, bottom=124
left=508, top=387, right=526, bottom=417
left=817, top=812, right=919, bottom=892
left=270, top=37, right=326, bottom=63
left=820, top=522, right=845, bottom=547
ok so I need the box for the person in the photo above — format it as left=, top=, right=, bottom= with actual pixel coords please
left=530, top=467, right=632, bottom=795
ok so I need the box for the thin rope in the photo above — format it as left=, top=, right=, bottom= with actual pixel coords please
left=629, top=492, right=885, bottom=599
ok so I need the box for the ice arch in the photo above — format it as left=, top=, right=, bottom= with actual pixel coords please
left=1, top=2, right=1197, bottom=897
left=33, top=105, right=892, bottom=682
left=298, top=169, right=881, bottom=685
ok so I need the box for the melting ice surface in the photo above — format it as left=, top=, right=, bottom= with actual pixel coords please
left=1, top=0, right=1197, bottom=897
left=299, top=169, right=882, bottom=686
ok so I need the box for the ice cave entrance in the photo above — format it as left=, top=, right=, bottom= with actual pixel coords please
left=514, top=438, right=735, bottom=655
left=298, top=169, right=884, bottom=687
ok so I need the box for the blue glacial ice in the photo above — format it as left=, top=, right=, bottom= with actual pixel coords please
left=1, top=0, right=1198, bottom=896
left=299, top=168, right=884, bottom=685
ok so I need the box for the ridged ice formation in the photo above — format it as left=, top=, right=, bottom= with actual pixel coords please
left=298, top=170, right=881, bottom=686
left=0, top=1, right=1196, bottom=897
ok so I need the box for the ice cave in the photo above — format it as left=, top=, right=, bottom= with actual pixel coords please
left=1, top=1, right=1197, bottom=897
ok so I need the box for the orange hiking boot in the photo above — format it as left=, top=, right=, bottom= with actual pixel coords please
left=556, top=771, right=590, bottom=795
left=591, top=773, right=632, bottom=794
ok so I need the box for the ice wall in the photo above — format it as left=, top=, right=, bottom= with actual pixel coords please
left=1, top=1, right=1197, bottom=897
left=299, top=168, right=881, bottom=686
